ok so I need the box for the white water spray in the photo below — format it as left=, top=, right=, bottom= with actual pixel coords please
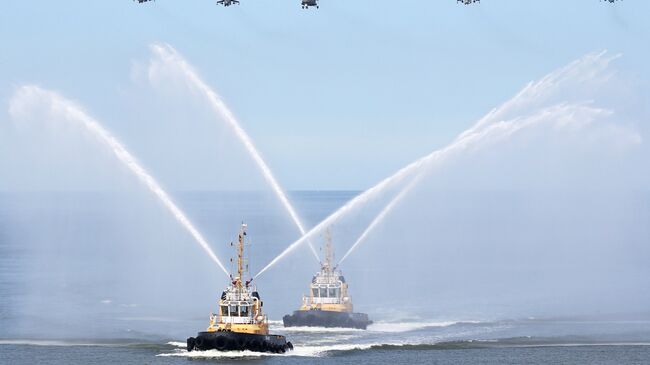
left=337, top=103, right=612, bottom=265
left=147, top=43, right=320, bottom=262
left=255, top=51, right=617, bottom=278
left=457, top=50, right=619, bottom=142
left=338, top=182, right=415, bottom=266
left=9, top=86, right=229, bottom=276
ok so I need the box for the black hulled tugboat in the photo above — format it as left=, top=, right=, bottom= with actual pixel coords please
left=187, top=224, right=293, bottom=353
left=283, top=230, right=372, bottom=329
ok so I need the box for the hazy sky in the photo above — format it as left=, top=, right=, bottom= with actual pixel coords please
left=1, top=0, right=649, bottom=190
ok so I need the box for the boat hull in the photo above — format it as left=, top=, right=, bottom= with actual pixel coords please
left=187, top=331, right=292, bottom=353
left=283, top=310, right=372, bottom=329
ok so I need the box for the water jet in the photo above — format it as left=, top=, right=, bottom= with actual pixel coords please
left=148, top=43, right=320, bottom=262
left=9, top=85, right=229, bottom=275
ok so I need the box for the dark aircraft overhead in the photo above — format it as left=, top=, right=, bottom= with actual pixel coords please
left=302, top=0, right=319, bottom=9
left=217, top=0, right=240, bottom=6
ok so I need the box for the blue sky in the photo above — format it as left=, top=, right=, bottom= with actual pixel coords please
left=1, top=0, right=649, bottom=190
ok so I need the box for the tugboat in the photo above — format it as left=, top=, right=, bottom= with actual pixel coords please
left=283, top=230, right=372, bottom=329
left=187, top=224, right=293, bottom=353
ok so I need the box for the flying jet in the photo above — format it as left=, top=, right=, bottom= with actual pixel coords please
left=457, top=0, right=479, bottom=4
left=217, top=0, right=240, bottom=6
left=134, top=0, right=153, bottom=3
left=302, top=0, right=318, bottom=9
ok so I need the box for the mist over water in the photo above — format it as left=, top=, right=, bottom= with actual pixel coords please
left=0, top=48, right=328, bottom=340
left=146, top=43, right=320, bottom=262
left=0, top=46, right=648, bottom=356
left=257, top=51, right=650, bottom=322
left=8, top=86, right=229, bottom=276
left=339, top=103, right=618, bottom=265
left=339, top=181, right=414, bottom=266
left=257, top=50, right=643, bottom=278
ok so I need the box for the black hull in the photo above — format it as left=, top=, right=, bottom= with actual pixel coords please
left=187, top=331, right=293, bottom=353
left=283, top=310, right=372, bottom=329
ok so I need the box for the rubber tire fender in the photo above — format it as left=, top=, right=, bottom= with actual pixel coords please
left=186, top=337, right=196, bottom=352
left=236, top=338, right=247, bottom=350
left=215, top=336, right=227, bottom=351
left=195, top=336, right=205, bottom=349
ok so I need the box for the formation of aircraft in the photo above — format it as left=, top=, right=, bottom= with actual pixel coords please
left=134, top=0, right=621, bottom=8
left=133, top=0, right=314, bottom=7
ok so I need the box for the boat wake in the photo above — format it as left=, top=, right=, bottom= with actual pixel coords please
left=159, top=322, right=478, bottom=359
left=276, top=326, right=365, bottom=333
left=367, top=320, right=471, bottom=333
left=269, top=320, right=481, bottom=334
left=158, top=342, right=386, bottom=358
left=160, top=334, right=650, bottom=358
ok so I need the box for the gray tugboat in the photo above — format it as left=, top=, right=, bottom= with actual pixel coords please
left=282, top=230, right=372, bottom=329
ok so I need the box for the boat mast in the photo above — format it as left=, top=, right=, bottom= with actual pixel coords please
left=323, top=228, right=333, bottom=273
left=237, top=223, right=247, bottom=288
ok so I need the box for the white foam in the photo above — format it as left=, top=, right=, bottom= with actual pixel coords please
left=294, top=343, right=382, bottom=356
left=278, top=326, right=364, bottom=333
left=305, top=334, right=360, bottom=345
left=272, top=320, right=476, bottom=333
left=157, top=349, right=278, bottom=358
left=368, top=321, right=462, bottom=333
left=166, top=341, right=187, bottom=348
left=156, top=342, right=387, bottom=358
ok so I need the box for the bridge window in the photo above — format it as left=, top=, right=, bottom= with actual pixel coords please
left=229, top=305, right=239, bottom=316
left=329, top=288, right=338, bottom=298
left=221, top=306, right=228, bottom=316
left=319, top=287, right=327, bottom=298
left=240, top=305, right=249, bottom=317
left=312, top=288, right=318, bottom=297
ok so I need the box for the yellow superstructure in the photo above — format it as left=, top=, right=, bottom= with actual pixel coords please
left=206, top=224, right=268, bottom=335
left=299, top=229, right=353, bottom=313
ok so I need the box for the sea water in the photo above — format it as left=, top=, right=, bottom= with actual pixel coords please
left=1, top=191, right=649, bottom=364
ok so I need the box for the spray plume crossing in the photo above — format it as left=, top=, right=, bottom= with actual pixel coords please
left=338, top=180, right=416, bottom=266
left=148, top=43, right=320, bottom=262
left=337, top=103, right=612, bottom=266
left=255, top=51, right=619, bottom=278
left=9, top=86, right=229, bottom=276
